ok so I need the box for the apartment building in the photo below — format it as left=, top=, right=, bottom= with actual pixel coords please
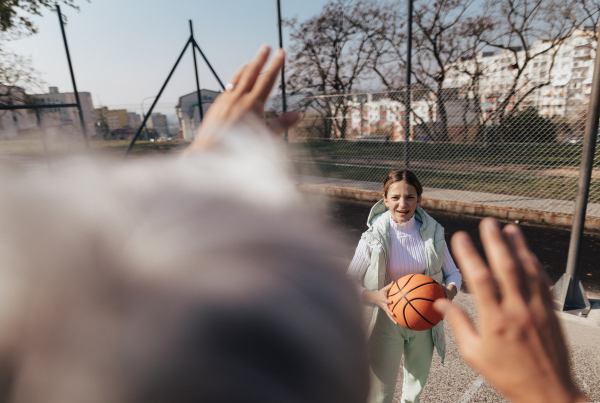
left=339, top=88, right=478, bottom=142
left=31, top=87, right=96, bottom=136
left=0, top=85, right=38, bottom=139
left=95, top=107, right=129, bottom=131
left=147, top=112, right=170, bottom=136
left=443, top=28, right=596, bottom=119
left=175, top=89, right=220, bottom=141
left=128, top=112, right=141, bottom=127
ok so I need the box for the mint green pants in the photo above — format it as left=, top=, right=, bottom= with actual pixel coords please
left=368, top=310, right=434, bottom=403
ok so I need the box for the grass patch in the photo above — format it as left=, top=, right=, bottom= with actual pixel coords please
left=289, top=141, right=588, bottom=168
left=0, top=139, right=189, bottom=159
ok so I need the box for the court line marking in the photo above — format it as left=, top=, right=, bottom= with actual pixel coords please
left=457, top=375, right=485, bottom=403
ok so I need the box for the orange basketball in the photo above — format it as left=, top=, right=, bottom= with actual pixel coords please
left=387, top=274, right=445, bottom=331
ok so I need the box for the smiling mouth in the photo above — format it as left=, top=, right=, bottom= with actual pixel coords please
left=396, top=210, right=410, bottom=214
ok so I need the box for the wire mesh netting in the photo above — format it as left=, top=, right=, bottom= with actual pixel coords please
left=286, top=85, right=598, bottom=214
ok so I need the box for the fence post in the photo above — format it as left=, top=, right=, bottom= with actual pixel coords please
left=123, top=40, right=191, bottom=158
left=189, top=20, right=204, bottom=123
left=277, top=0, right=288, bottom=142
left=56, top=4, right=89, bottom=148
left=191, top=41, right=225, bottom=91
left=404, top=0, right=413, bottom=168
left=550, top=40, right=600, bottom=317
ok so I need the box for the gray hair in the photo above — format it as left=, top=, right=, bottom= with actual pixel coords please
left=0, top=121, right=368, bottom=403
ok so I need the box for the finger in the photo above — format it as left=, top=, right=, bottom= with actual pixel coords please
left=227, top=62, right=248, bottom=87
left=265, top=111, right=300, bottom=137
left=252, top=48, right=286, bottom=104
left=236, top=45, right=271, bottom=94
left=384, top=309, right=397, bottom=324
left=382, top=282, right=394, bottom=291
left=434, top=299, right=480, bottom=358
left=503, top=224, right=544, bottom=301
left=451, top=231, right=500, bottom=315
left=480, top=218, right=529, bottom=303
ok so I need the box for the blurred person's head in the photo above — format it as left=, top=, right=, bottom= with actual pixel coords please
left=0, top=119, right=368, bottom=403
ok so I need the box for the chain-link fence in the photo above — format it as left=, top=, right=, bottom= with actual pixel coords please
left=2, top=87, right=598, bottom=215
left=287, top=85, right=598, bottom=213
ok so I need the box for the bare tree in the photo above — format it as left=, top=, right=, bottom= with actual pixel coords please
left=0, top=50, right=44, bottom=130
left=446, top=16, right=495, bottom=142
left=0, top=0, right=87, bottom=100
left=480, top=0, right=581, bottom=139
left=285, top=0, right=385, bottom=139
left=576, top=0, right=600, bottom=40
left=410, top=0, right=493, bottom=142
left=0, top=0, right=86, bottom=38
left=368, top=0, right=491, bottom=142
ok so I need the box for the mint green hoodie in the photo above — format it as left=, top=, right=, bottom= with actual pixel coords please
left=350, top=199, right=447, bottom=363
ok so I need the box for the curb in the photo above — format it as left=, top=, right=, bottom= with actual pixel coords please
left=297, top=183, right=600, bottom=231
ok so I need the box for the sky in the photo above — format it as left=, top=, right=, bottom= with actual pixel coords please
left=8, top=0, right=336, bottom=109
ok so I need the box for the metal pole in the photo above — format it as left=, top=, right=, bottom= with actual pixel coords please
left=191, top=40, right=225, bottom=90
left=550, top=41, right=600, bottom=317
left=56, top=4, right=89, bottom=148
left=277, top=0, right=288, bottom=142
left=190, top=21, right=204, bottom=123
left=124, top=40, right=191, bottom=158
left=141, top=96, right=155, bottom=141
left=404, top=0, right=413, bottom=168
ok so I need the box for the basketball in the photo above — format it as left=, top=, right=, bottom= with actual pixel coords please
left=387, top=274, right=445, bottom=331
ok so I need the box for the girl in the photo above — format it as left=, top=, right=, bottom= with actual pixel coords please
left=347, top=169, right=462, bottom=403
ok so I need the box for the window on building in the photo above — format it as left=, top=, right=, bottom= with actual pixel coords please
left=573, top=62, right=579, bottom=67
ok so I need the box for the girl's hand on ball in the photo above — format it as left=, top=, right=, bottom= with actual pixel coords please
left=434, top=218, right=587, bottom=403
left=362, top=283, right=397, bottom=324
left=443, top=284, right=457, bottom=302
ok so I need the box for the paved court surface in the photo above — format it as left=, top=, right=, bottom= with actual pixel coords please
left=319, top=197, right=600, bottom=402
left=415, top=293, right=600, bottom=403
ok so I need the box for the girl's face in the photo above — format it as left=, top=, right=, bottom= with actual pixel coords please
left=383, top=181, right=420, bottom=224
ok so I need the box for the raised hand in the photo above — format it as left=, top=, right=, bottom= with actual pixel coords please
left=435, top=218, right=587, bottom=403
left=187, top=45, right=299, bottom=153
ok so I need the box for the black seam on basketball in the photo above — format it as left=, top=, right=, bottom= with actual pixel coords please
left=402, top=298, right=411, bottom=330
left=401, top=274, right=417, bottom=290
left=391, top=298, right=402, bottom=314
left=403, top=281, right=437, bottom=296
left=388, top=287, right=401, bottom=297
left=392, top=285, right=410, bottom=327
left=408, top=298, right=436, bottom=302
left=388, top=274, right=416, bottom=298
left=398, top=287, right=435, bottom=327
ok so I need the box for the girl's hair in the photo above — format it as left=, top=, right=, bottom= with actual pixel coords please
left=383, top=169, right=423, bottom=198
